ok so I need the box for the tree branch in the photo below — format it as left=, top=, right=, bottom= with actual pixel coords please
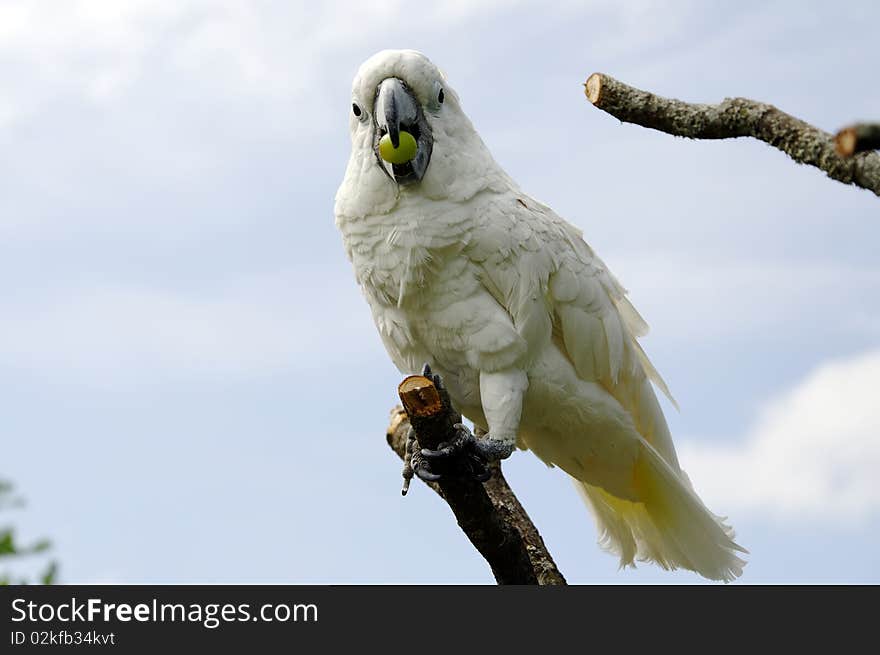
left=584, top=72, right=880, bottom=197
left=386, top=375, right=565, bottom=585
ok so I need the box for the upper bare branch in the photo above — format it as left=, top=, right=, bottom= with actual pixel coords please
left=584, top=73, right=880, bottom=197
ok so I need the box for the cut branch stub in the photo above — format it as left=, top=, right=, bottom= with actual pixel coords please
left=584, top=72, right=604, bottom=106
left=398, top=375, right=442, bottom=416
left=835, top=123, right=880, bottom=157
left=398, top=375, right=459, bottom=451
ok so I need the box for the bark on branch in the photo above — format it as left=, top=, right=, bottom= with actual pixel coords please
left=387, top=375, right=565, bottom=585
left=584, top=73, right=880, bottom=197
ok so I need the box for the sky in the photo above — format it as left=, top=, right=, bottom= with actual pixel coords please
left=2, top=0, right=879, bottom=584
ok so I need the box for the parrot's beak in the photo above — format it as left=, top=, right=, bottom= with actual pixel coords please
left=373, top=77, right=433, bottom=185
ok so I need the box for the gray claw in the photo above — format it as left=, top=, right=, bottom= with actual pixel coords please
left=415, top=467, right=442, bottom=482
left=420, top=444, right=457, bottom=459
left=409, top=445, right=442, bottom=484
left=420, top=423, right=474, bottom=460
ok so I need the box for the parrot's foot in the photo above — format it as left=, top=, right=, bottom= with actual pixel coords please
left=418, top=423, right=512, bottom=483
left=400, top=425, right=469, bottom=491
left=404, top=423, right=492, bottom=484
left=401, top=422, right=451, bottom=488
left=422, top=422, right=514, bottom=462
left=401, top=363, right=508, bottom=484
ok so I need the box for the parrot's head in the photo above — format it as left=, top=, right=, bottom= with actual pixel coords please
left=351, top=51, right=438, bottom=187
left=337, top=49, right=503, bottom=217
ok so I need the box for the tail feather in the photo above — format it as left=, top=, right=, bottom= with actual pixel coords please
left=575, top=442, right=747, bottom=582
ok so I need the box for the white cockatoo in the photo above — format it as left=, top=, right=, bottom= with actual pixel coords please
left=335, top=49, right=746, bottom=581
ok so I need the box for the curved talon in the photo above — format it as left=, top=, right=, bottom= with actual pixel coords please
left=420, top=444, right=458, bottom=459
left=420, top=423, right=476, bottom=460
left=410, top=447, right=443, bottom=482
left=414, top=463, right=442, bottom=482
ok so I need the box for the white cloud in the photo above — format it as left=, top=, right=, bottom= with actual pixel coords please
left=679, top=349, right=880, bottom=522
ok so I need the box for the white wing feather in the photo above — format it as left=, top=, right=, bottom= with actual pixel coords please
left=466, top=195, right=678, bottom=463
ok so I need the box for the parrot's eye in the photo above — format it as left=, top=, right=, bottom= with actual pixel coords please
left=352, top=102, right=362, bottom=117
left=428, top=81, right=444, bottom=111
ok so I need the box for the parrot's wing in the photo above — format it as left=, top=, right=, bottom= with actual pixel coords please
left=465, top=194, right=678, bottom=464
left=548, top=219, right=677, bottom=408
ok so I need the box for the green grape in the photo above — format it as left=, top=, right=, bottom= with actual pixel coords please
left=378, top=131, right=418, bottom=164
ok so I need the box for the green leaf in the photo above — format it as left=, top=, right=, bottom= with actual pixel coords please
left=0, top=479, right=59, bottom=584
left=0, top=531, right=15, bottom=556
